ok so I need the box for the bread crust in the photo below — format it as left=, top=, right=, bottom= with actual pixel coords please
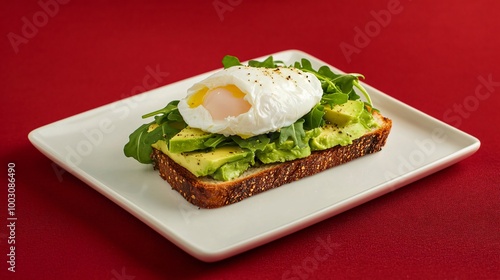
left=152, top=113, right=392, bottom=208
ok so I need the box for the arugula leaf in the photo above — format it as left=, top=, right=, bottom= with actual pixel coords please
left=348, top=89, right=361, bottom=101
left=231, top=134, right=270, bottom=151
left=142, top=100, right=180, bottom=119
left=303, top=104, right=325, bottom=130
left=353, top=78, right=372, bottom=106
left=292, top=58, right=372, bottom=107
left=124, top=123, right=155, bottom=164
left=278, top=119, right=307, bottom=148
left=203, top=134, right=232, bottom=148
left=124, top=100, right=186, bottom=163
left=317, top=66, right=340, bottom=83
left=223, top=55, right=285, bottom=69
left=322, top=93, right=349, bottom=108
left=295, top=58, right=314, bottom=71
left=124, top=121, right=184, bottom=164
left=248, top=56, right=278, bottom=68
left=149, top=122, right=182, bottom=143
left=222, top=55, right=242, bottom=69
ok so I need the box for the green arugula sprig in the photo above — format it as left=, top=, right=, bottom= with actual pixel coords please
left=293, top=59, right=372, bottom=107
left=124, top=55, right=374, bottom=164
left=124, top=101, right=186, bottom=163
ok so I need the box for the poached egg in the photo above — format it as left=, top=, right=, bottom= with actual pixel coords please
left=177, top=65, right=323, bottom=137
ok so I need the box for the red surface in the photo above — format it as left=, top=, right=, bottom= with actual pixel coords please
left=2, top=0, right=499, bottom=279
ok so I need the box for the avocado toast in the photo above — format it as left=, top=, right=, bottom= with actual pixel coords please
left=124, top=55, right=392, bottom=208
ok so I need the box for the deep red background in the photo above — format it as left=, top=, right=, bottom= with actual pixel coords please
left=2, top=0, right=499, bottom=279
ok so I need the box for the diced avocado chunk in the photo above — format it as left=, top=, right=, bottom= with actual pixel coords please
left=324, top=100, right=365, bottom=126
left=310, top=122, right=369, bottom=151
left=212, top=160, right=252, bottom=181
left=152, top=140, right=253, bottom=177
left=359, top=108, right=379, bottom=129
left=169, top=127, right=214, bottom=153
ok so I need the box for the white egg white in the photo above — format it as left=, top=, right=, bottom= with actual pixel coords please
left=177, top=65, right=323, bottom=137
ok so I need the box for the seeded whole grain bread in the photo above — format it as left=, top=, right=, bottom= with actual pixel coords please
left=151, top=112, right=392, bottom=208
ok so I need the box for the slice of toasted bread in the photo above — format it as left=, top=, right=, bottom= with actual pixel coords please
left=151, top=112, right=392, bottom=208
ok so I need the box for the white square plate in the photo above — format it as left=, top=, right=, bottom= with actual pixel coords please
left=29, top=50, right=480, bottom=262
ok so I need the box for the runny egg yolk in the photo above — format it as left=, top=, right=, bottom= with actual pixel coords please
left=188, top=85, right=251, bottom=121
